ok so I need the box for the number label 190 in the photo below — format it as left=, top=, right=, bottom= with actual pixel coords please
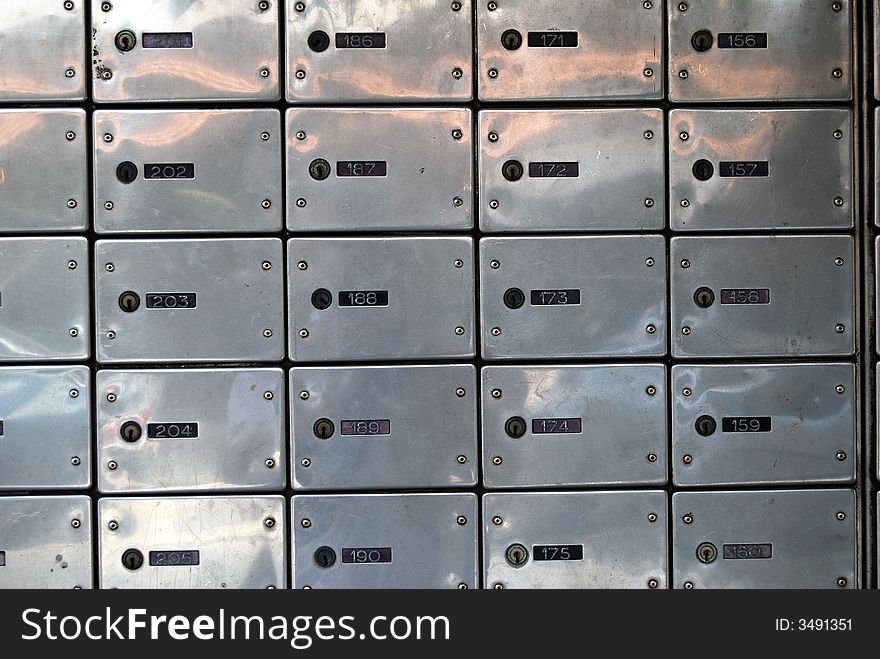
left=530, top=289, right=581, bottom=306
left=717, top=33, right=768, bottom=49
left=533, top=545, right=584, bottom=561
left=342, top=547, right=392, bottom=564
left=721, top=417, right=771, bottom=433
left=720, top=289, right=770, bottom=305
left=147, top=422, right=199, bottom=439
left=340, top=420, right=391, bottom=436
left=149, top=550, right=200, bottom=566
left=145, top=293, right=197, bottom=309
left=144, top=163, right=195, bottom=180
left=338, top=291, right=389, bottom=307
left=722, top=543, right=772, bottom=560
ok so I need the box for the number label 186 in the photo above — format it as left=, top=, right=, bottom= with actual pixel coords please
left=335, top=33, right=386, bottom=49
left=533, top=545, right=584, bottom=561
left=342, top=547, right=392, bottom=564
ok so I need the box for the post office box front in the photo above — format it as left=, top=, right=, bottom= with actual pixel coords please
left=0, top=367, right=90, bottom=491
left=292, top=365, right=477, bottom=490
left=483, top=492, right=668, bottom=589
left=668, top=0, right=852, bottom=102
left=670, top=109, right=853, bottom=231
left=671, top=236, right=854, bottom=358
left=96, top=239, right=284, bottom=363
left=292, top=494, right=477, bottom=588
left=672, top=364, right=855, bottom=487
left=99, top=496, right=286, bottom=589
left=0, top=238, right=89, bottom=362
left=673, top=489, right=856, bottom=589
left=0, top=110, right=88, bottom=232
left=91, top=0, right=280, bottom=102
left=97, top=369, right=285, bottom=494
left=286, top=0, right=472, bottom=102
left=287, top=108, right=473, bottom=232
left=0, top=496, right=92, bottom=589
left=0, top=1, right=85, bottom=101
left=289, top=238, right=475, bottom=361
left=481, top=365, right=667, bottom=488
left=479, top=109, right=665, bottom=233
left=94, top=110, right=282, bottom=233
left=480, top=236, right=666, bottom=359
left=478, top=0, right=663, bottom=101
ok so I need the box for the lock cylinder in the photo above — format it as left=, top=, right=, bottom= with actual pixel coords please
left=505, top=543, right=529, bottom=567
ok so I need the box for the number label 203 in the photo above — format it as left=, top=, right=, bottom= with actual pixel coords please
left=145, top=293, right=197, bottom=309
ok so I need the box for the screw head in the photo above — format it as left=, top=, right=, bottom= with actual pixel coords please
left=69, top=388, right=79, bottom=398
left=70, top=456, right=81, bottom=466
left=451, top=128, right=463, bottom=140
left=836, top=385, right=845, bottom=394
left=108, top=520, right=119, bottom=531
left=66, top=131, right=76, bottom=141
left=265, top=458, right=276, bottom=469
left=295, top=69, right=306, bottom=79
left=301, top=518, right=312, bottom=528
left=491, top=388, right=502, bottom=399
left=69, top=328, right=79, bottom=337
left=645, top=257, right=655, bottom=267
left=264, top=391, right=275, bottom=401
left=647, top=513, right=658, bottom=523
left=71, top=518, right=81, bottom=528
left=837, top=577, right=848, bottom=588
left=456, top=455, right=468, bottom=464
left=836, top=450, right=847, bottom=461
left=67, top=199, right=77, bottom=208
left=679, top=69, right=689, bottom=79
left=263, top=329, right=274, bottom=338
left=453, top=67, right=464, bottom=79
left=455, top=387, right=466, bottom=397
left=645, top=385, right=656, bottom=396
left=836, top=511, right=847, bottom=521
left=300, top=391, right=310, bottom=400
left=456, top=516, right=467, bottom=526
left=455, top=326, right=466, bottom=336
left=492, top=456, right=503, bottom=465
left=682, top=513, right=694, bottom=524
left=107, top=393, right=117, bottom=402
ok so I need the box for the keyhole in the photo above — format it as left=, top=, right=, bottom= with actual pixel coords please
left=115, top=29, right=137, bottom=52
left=502, top=160, right=524, bottom=182
left=314, top=546, right=337, bottom=568
left=120, top=421, right=142, bottom=443
left=308, top=30, right=330, bottom=52
left=692, top=159, right=714, bottom=181
left=309, top=158, right=331, bottom=181
left=505, top=416, right=527, bottom=439
left=503, top=287, right=525, bottom=309
left=313, top=418, right=335, bottom=439
left=695, top=415, right=716, bottom=437
left=116, top=162, right=139, bottom=184
left=505, top=543, right=528, bottom=567
left=693, top=287, right=715, bottom=308
left=691, top=30, right=714, bottom=52
left=696, top=542, right=717, bottom=564
left=121, top=548, right=143, bottom=570
left=311, top=288, right=333, bottom=310
left=501, top=29, right=522, bottom=50
left=118, top=291, right=140, bottom=312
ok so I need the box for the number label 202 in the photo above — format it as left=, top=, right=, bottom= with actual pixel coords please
left=144, top=163, right=195, bottom=180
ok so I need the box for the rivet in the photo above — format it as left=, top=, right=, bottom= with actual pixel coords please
left=645, top=385, right=656, bottom=396
left=65, top=68, right=76, bottom=78
left=835, top=324, right=845, bottom=334
left=265, top=458, right=276, bottom=469
left=105, top=262, right=115, bottom=272
left=70, top=456, right=81, bottom=466
left=836, top=511, right=847, bottom=521
left=107, top=393, right=117, bottom=403
left=682, top=513, right=694, bottom=524
left=456, top=455, right=468, bottom=464
left=301, top=458, right=311, bottom=467
left=491, top=389, right=502, bottom=399
left=455, top=387, right=466, bottom=397
left=487, top=68, right=498, bottom=79
left=106, top=330, right=116, bottom=340
left=489, top=200, right=500, bottom=209
left=682, top=387, right=692, bottom=397
left=294, top=1, right=305, bottom=11
left=264, top=391, right=275, bottom=400
left=836, top=450, right=847, bottom=461
left=457, top=583, right=468, bottom=589
left=488, top=1, right=497, bottom=10
left=491, top=327, right=501, bottom=336
left=69, top=389, right=79, bottom=398
left=67, top=260, right=77, bottom=269
left=834, top=197, right=844, bottom=207
left=645, top=257, right=655, bottom=267
left=451, top=1, right=462, bottom=10
left=71, top=519, right=81, bottom=528
left=301, top=518, right=312, bottom=528
left=453, top=196, right=464, bottom=207
left=648, top=579, right=659, bottom=589
left=678, top=2, right=688, bottom=10
left=451, top=128, right=463, bottom=140
left=455, top=326, right=466, bottom=335
left=832, top=68, right=843, bottom=79
left=104, top=201, right=114, bottom=210
left=261, top=261, right=272, bottom=271
left=258, top=0, right=270, bottom=10
left=679, top=131, right=689, bottom=141
left=299, top=329, right=310, bottom=338
left=297, top=260, right=308, bottom=270
left=108, top=520, right=119, bottom=531
left=260, top=68, right=271, bottom=78
left=261, top=199, right=272, bottom=209
left=264, top=517, right=276, bottom=528
left=492, top=456, right=503, bottom=465
left=492, top=516, right=503, bottom=525
left=646, top=324, right=656, bottom=334
left=684, top=581, right=694, bottom=589
left=64, top=0, right=75, bottom=9
left=488, top=131, right=499, bottom=142
left=456, top=515, right=467, bottom=526
left=643, top=0, right=653, bottom=7
left=644, top=198, right=654, bottom=208
left=65, top=131, right=76, bottom=141
left=647, top=513, right=658, bottom=523
left=263, top=329, right=274, bottom=338
left=101, top=69, right=113, bottom=80
left=300, top=391, right=310, bottom=400
left=679, top=69, right=689, bottom=79
left=69, top=328, right=79, bottom=337
left=296, top=198, right=307, bottom=207
left=837, top=577, right=847, bottom=588
left=646, top=453, right=657, bottom=463
left=832, top=1, right=842, bottom=10
left=108, top=461, right=118, bottom=470
left=644, top=130, right=654, bottom=140
left=682, top=326, right=692, bottom=336
left=296, top=131, right=307, bottom=140
left=643, top=68, right=653, bottom=78
left=490, top=259, right=501, bottom=269
left=835, top=257, right=845, bottom=266
left=836, top=385, right=845, bottom=394
left=67, top=199, right=77, bottom=208
left=295, top=69, right=306, bottom=79
left=680, top=259, right=691, bottom=268
left=833, top=129, right=843, bottom=139
left=261, top=132, right=270, bottom=141
left=454, top=259, right=464, bottom=268
left=682, top=454, right=693, bottom=465
left=103, top=133, right=114, bottom=143
left=453, top=68, right=465, bottom=79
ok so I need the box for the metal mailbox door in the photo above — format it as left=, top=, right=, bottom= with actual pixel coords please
left=292, top=493, right=478, bottom=589
left=97, top=369, right=285, bottom=494
left=286, top=108, right=473, bottom=232
left=0, top=1, right=85, bottom=101
left=0, top=496, right=92, bottom=589
left=483, top=491, right=668, bottom=589
left=673, top=489, right=857, bottom=589
left=0, top=110, right=88, bottom=232
left=99, top=496, right=286, bottom=589
left=0, top=238, right=89, bottom=362
left=477, top=0, right=663, bottom=101
left=481, top=365, right=667, bottom=488
left=286, top=0, right=473, bottom=103
left=91, top=0, right=280, bottom=102
left=670, top=109, right=853, bottom=231
left=668, top=0, right=852, bottom=102
left=291, top=365, right=477, bottom=490
left=671, top=236, right=854, bottom=358
left=480, top=236, right=666, bottom=359
left=289, top=238, right=475, bottom=361
left=672, top=364, right=856, bottom=487
left=93, top=110, right=282, bottom=233
left=0, top=367, right=90, bottom=491
left=95, top=239, right=284, bottom=363
left=478, top=109, right=665, bottom=233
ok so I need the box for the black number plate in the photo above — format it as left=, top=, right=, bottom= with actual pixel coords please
left=342, top=547, right=392, bottom=564
left=529, top=162, right=579, bottom=178
left=147, top=422, right=199, bottom=439
left=720, top=289, right=771, bottom=305
left=527, top=31, right=578, bottom=48
left=717, top=33, right=768, bottom=49
left=721, top=417, right=771, bottom=433
left=719, top=161, right=770, bottom=178
left=336, top=161, right=387, bottom=177
left=338, top=291, right=389, bottom=307
left=336, top=33, right=386, bottom=49
left=532, top=418, right=582, bottom=434
left=533, top=545, right=584, bottom=561
left=530, top=289, right=581, bottom=306
left=0, top=551, right=5, bottom=567
left=142, top=33, right=194, bottom=49
left=144, top=163, right=195, bottom=180
left=145, top=293, right=197, bottom=309
left=0, top=420, right=4, bottom=437
left=723, top=544, right=773, bottom=560
left=340, top=420, right=391, bottom=436
left=149, top=550, right=200, bottom=566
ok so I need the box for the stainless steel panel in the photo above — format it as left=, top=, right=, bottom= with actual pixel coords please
left=481, top=365, right=667, bottom=488
left=94, top=110, right=282, bottom=233
left=0, top=238, right=90, bottom=362
left=97, top=369, right=286, bottom=494
left=477, top=0, right=663, bottom=101
left=0, top=110, right=88, bottom=232
left=673, top=489, right=856, bottom=589
left=0, top=367, right=90, bottom=491
left=289, top=238, right=475, bottom=361
left=292, top=493, right=477, bottom=589
left=478, top=109, right=664, bottom=233
left=286, top=108, right=473, bottom=232
left=0, top=496, right=92, bottom=589
left=671, top=236, right=854, bottom=358
left=92, top=0, right=280, bottom=102
left=0, top=1, right=85, bottom=101
left=670, top=109, right=853, bottom=232
left=668, top=0, right=852, bottom=102
left=286, top=0, right=472, bottom=103
left=95, top=239, right=284, bottom=363
left=292, top=365, right=477, bottom=490
left=99, top=496, right=286, bottom=589
left=480, top=236, right=666, bottom=359
left=672, top=364, right=855, bottom=487
left=483, top=491, right=668, bottom=589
